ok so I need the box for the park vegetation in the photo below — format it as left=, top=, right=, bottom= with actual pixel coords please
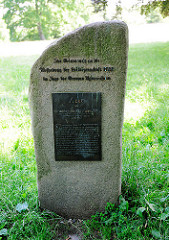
left=0, top=0, right=169, bottom=239
left=0, top=0, right=93, bottom=41
left=0, top=41, right=168, bottom=239
left=0, top=0, right=169, bottom=42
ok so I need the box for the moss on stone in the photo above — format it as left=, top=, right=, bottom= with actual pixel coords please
left=32, top=21, right=128, bottom=68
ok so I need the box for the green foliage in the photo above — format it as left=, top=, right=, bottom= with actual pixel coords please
left=140, top=0, right=169, bottom=18
left=83, top=42, right=169, bottom=239
left=0, top=16, right=9, bottom=41
left=0, top=42, right=169, bottom=239
left=84, top=192, right=169, bottom=239
left=91, top=0, right=108, bottom=12
left=112, top=4, right=123, bottom=20
left=1, top=0, right=92, bottom=41
left=145, top=9, right=162, bottom=23
left=84, top=199, right=132, bottom=239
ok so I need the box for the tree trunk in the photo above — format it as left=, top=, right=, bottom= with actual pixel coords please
left=37, top=22, right=45, bottom=40
left=35, top=0, right=45, bottom=40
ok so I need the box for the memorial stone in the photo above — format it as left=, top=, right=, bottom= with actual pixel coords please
left=29, top=20, right=128, bottom=218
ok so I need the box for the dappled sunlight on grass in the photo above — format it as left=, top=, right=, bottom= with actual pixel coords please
left=124, top=99, right=146, bottom=122
left=0, top=101, right=33, bottom=155
left=0, top=127, right=20, bottom=153
left=21, top=87, right=29, bottom=97
left=0, top=125, right=33, bottom=155
left=124, top=84, right=158, bottom=123
left=158, top=83, right=169, bottom=100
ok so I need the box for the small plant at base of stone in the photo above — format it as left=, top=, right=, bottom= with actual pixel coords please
left=83, top=198, right=130, bottom=239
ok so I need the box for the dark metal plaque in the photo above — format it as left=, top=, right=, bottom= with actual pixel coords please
left=52, top=92, right=101, bottom=161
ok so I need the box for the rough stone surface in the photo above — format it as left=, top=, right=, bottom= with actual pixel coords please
left=29, top=20, right=128, bottom=218
left=69, top=234, right=81, bottom=240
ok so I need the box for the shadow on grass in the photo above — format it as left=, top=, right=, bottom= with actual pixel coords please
left=122, top=97, right=169, bottom=204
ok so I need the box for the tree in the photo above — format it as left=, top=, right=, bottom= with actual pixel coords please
left=137, top=0, right=169, bottom=18
left=91, top=0, right=123, bottom=20
left=91, top=0, right=108, bottom=19
left=91, top=0, right=108, bottom=12
left=112, top=0, right=122, bottom=20
left=1, top=0, right=92, bottom=41
left=2, top=0, right=49, bottom=41
left=0, top=8, right=9, bottom=41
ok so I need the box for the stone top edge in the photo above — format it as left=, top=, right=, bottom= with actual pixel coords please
left=30, top=20, right=128, bottom=72
left=48, top=20, right=128, bottom=49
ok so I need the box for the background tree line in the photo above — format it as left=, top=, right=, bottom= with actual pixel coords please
left=0, top=0, right=92, bottom=41
left=0, top=0, right=169, bottom=42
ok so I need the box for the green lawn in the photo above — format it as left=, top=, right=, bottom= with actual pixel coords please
left=0, top=42, right=169, bottom=239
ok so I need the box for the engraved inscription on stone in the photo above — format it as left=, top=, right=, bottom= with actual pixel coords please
left=52, top=93, right=101, bottom=161
left=40, top=58, right=114, bottom=82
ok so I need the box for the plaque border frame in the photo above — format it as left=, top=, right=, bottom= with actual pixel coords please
left=52, top=92, right=102, bottom=161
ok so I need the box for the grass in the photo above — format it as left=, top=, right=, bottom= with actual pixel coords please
left=0, top=42, right=169, bottom=239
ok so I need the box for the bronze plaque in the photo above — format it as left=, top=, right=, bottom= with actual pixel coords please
left=52, top=92, right=101, bottom=161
